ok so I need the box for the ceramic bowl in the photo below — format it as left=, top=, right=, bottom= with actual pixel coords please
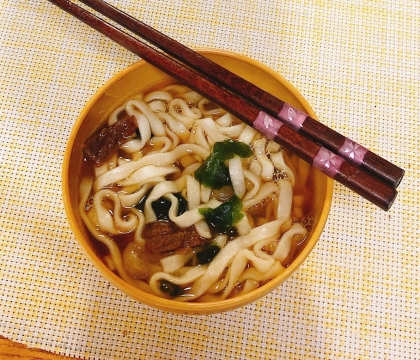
left=62, top=49, right=333, bottom=314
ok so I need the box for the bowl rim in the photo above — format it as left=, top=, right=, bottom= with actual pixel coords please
left=62, top=48, right=333, bottom=314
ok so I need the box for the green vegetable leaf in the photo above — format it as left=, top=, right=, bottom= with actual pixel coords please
left=159, top=279, right=182, bottom=297
left=193, top=152, right=230, bottom=189
left=198, top=194, right=244, bottom=233
left=196, top=243, right=221, bottom=264
left=194, top=139, right=252, bottom=189
left=212, top=139, right=253, bottom=161
left=151, top=192, right=188, bottom=220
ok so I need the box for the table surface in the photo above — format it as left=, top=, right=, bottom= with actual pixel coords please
left=1, top=1, right=418, bottom=359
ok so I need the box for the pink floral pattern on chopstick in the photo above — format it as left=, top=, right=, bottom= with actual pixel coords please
left=338, top=138, right=368, bottom=166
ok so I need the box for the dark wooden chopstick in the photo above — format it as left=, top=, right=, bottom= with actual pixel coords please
left=79, top=0, right=404, bottom=190
left=48, top=0, right=398, bottom=211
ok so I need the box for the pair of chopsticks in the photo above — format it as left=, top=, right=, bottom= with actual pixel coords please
left=49, top=0, right=404, bottom=211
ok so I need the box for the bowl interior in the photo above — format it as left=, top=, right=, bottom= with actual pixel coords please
left=62, top=49, right=333, bottom=314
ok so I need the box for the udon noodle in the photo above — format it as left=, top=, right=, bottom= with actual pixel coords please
left=79, top=82, right=315, bottom=302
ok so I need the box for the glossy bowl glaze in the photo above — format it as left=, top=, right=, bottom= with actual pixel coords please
left=62, top=49, right=333, bottom=314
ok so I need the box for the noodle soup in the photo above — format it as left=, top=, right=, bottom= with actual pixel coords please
left=78, top=82, right=316, bottom=302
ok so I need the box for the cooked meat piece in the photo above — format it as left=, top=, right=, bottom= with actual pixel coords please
left=83, top=115, right=138, bottom=165
left=143, top=220, right=210, bottom=254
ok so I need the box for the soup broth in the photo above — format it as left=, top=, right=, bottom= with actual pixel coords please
left=79, top=81, right=315, bottom=302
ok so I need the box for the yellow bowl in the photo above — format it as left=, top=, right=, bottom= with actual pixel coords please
left=62, top=49, right=333, bottom=314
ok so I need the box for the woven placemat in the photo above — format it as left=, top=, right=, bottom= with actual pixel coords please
left=0, top=1, right=418, bottom=359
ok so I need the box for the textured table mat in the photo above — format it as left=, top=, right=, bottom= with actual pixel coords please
left=0, top=1, right=418, bottom=359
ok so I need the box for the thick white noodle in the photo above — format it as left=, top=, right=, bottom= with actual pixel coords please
left=181, top=163, right=200, bottom=176
left=242, top=169, right=261, bottom=200
left=239, top=261, right=284, bottom=283
left=200, top=185, right=211, bottom=203
left=237, top=125, right=257, bottom=144
left=107, top=153, right=118, bottom=170
left=193, top=124, right=211, bottom=150
left=93, top=189, right=138, bottom=234
left=272, top=223, right=308, bottom=262
left=147, top=99, right=167, bottom=113
left=193, top=219, right=212, bottom=238
left=93, top=144, right=209, bottom=191
left=149, top=266, right=208, bottom=298
left=118, top=182, right=156, bottom=208
left=163, top=126, right=180, bottom=150
left=169, top=98, right=201, bottom=128
left=242, top=182, right=278, bottom=209
left=157, top=112, right=186, bottom=135
left=276, top=179, right=293, bottom=226
left=186, top=175, right=201, bottom=208
left=198, top=97, right=226, bottom=117
left=253, top=138, right=274, bottom=180
left=229, top=156, right=246, bottom=199
left=215, top=112, right=232, bottom=127
left=120, top=138, right=144, bottom=153
left=220, top=248, right=275, bottom=299
left=148, top=136, right=172, bottom=154
left=126, top=99, right=166, bottom=136
left=186, top=175, right=212, bottom=237
left=179, top=90, right=202, bottom=103
left=168, top=220, right=283, bottom=301
left=266, top=140, right=281, bottom=153
left=131, top=113, right=151, bottom=151
left=143, top=90, right=173, bottom=103
left=160, top=252, right=193, bottom=273
left=79, top=177, right=149, bottom=291
left=236, top=214, right=252, bottom=236
left=131, top=207, right=146, bottom=245
left=196, top=118, right=226, bottom=143
left=249, top=159, right=262, bottom=177
left=94, top=163, right=109, bottom=177
left=119, top=165, right=179, bottom=187
left=218, top=123, right=245, bottom=138
left=270, top=150, right=296, bottom=186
